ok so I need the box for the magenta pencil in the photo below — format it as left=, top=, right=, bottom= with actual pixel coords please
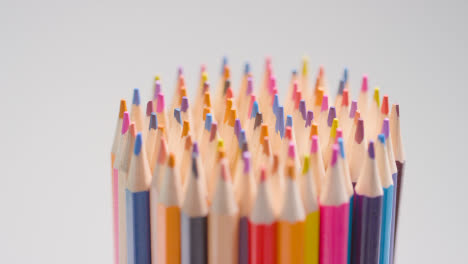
left=319, top=145, right=350, bottom=264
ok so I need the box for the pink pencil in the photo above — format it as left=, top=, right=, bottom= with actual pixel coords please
left=319, top=145, right=350, bottom=264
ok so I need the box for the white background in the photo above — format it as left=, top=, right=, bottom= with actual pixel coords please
left=1, top=0, right=467, bottom=263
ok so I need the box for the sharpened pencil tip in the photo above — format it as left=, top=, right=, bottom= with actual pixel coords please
left=368, top=141, right=375, bottom=159
left=134, top=133, right=143, bottom=155
left=338, top=138, right=345, bottom=158
left=361, top=75, right=368, bottom=92
left=378, top=134, right=385, bottom=144
left=381, top=95, right=389, bottom=115
left=302, top=155, right=310, bottom=174
left=337, top=79, right=345, bottom=95
left=122, top=112, right=130, bottom=134
left=181, top=97, right=189, bottom=112
left=306, top=111, right=313, bottom=127
left=331, top=144, right=339, bottom=167
left=205, top=113, right=213, bottom=131
left=321, top=95, right=329, bottom=112
left=327, top=107, right=337, bottom=127
left=311, top=135, right=319, bottom=153
left=132, top=88, right=140, bottom=106
left=260, top=167, right=267, bottom=182
left=355, top=119, right=364, bottom=144
left=382, top=118, right=390, bottom=138
left=157, top=93, right=165, bottom=113
left=286, top=162, right=296, bottom=180
left=168, top=153, right=175, bottom=168
left=149, top=113, right=158, bottom=130
left=119, top=100, right=127, bottom=118
left=288, top=142, right=295, bottom=159
left=349, top=100, right=357, bottom=118
left=146, top=101, right=153, bottom=116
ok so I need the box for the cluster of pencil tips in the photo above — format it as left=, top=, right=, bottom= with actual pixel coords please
left=110, top=57, right=406, bottom=264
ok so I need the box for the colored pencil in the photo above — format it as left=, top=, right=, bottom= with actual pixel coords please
left=319, top=145, right=349, bottom=264
left=301, top=155, right=320, bottom=264
left=181, top=151, right=208, bottom=264
left=157, top=153, right=182, bottom=264
left=376, top=133, right=394, bottom=264
left=150, top=137, right=167, bottom=264
left=351, top=141, right=383, bottom=264
left=277, top=162, right=306, bottom=264
left=249, top=167, right=277, bottom=264
left=111, top=100, right=127, bottom=264
left=310, top=135, right=325, bottom=196
left=126, top=133, right=152, bottom=264
left=208, top=161, right=239, bottom=264
left=130, top=88, right=145, bottom=133
left=357, top=75, right=368, bottom=120
left=116, top=120, right=135, bottom=264
left=235, top=152, right=256, bottom=264
left=389, top=104, right=405, bottom=264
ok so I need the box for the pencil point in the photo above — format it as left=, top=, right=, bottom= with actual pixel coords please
left=381, top=95, right=389, bottom=115
left=251, top=101, right=259, bottom=119
left=149, top=113, right=158, bottom=130
left=168, top=153, right=175, bottom=168
left=368, top=141, right=375, bottom=159
left=373, top=87, right=380, bottom=107
left=134, top=133, right=143, bottom=155
left=205, top=113, right=213, bottom=131
left=226, top=87, right=234, bottom=99
left=119, top=100, right=127, bottom=118
left=337, top=79, right=345, bottom=95
left=335, top=128, right=343, bottom=142
left=181, top=97, right=189, bottom=112
left=288, top=142, right=296, bottom=159
left=273, top=94, right=279, bottom=114
left=239, top=130, right=247, bottom=148
left=302, top=155, right=310, bottom=174
left=234, top=119, right=241, bottom=138
left=122, top=112, right=130, bottom=134
left=338, top=138, right=345, bottom=158
left=310, top=123, right=318, bottom=138
left=342, top=89, right=349, bottom=107
left=260, top=124, right=269, bottom=144
left=185, top=135, right=193, bottom=150
left=286, top=115, right=293, bottom=128
left=221, top=161, right=230, bottom=181
left=299, top=100, right=306, bottom=120
left=210, top=123, right=217, bottom=141
left=154, top=80, right=161, bottom=99
left=378, top=134, right=385, bottom=144
left=349, top=100, right=357, bottom=118
left=182, top=121, right=190, bottom=137
left=132, top=88, right=140, bottom=106
left=129, top=123, right=136, bottom=138
left=247, top=76, right=253, bottom=95
left=245, top=62, right=250, bottom=75
left=157, top=93, right=165, bottom=113
left=381, top=118, right=390, bottom=138
left=327, top=107, right=337, bottom=127
left=260, top=167, right=267, bottom=182
left=321, top=95, right=329, bottom=112
left=243, top=152, right=251, bottom=173
left=315, top=89, right=324, bottom=107
left=254, top=112, right=263, bottom=129
left=361, top=75, right=368, bottom=92
left=191, top=155, right=199, bottom=179
left=146, top=101, right=153, bottom=117
left=330, top=118, right=338, bottom=138
left=302, top=56, right=309, bottom=76
left=285, top=127, right=292, bottom=140
left=311, top=135, right=319, bottom=153
left=174, top=108, right=181, bottom=124
left=204, top=92, right=211, bottom=107
left=306, top=111, right=313, bottom=127
left=343, top=68, right=348, bottom=83
left=286, top=162, right=296, bottom=180
left=331, top=144, right=339, bottom=167
left=355, top=119, right=364, bottom=144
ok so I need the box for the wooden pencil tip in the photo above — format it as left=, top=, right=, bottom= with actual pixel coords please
left=129, top=123, right=137, bottom=138
left=182, top=120, right=190, bottom=137
left=260, top=167, right=267, bottom=182
left=381, top=95, right=389, bottom=115
left=185, top=135, right=193, bottom=151
left=302, top=155, right=310, bottom=174
left=286, top=161, right=296, bottom=180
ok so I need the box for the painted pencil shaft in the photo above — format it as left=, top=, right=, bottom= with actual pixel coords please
left=347, top=195, right=354, bottom=264
left=126, top=190, right=152, bottom=264
left=112, top=167, right=119, bottom=264
left=277, top=221, right=305, bottom=264
left=351, top=195, right=383, bottom=264
left=379, top=186, right=394, bottom=264
left=319, top=203, right=349, bottom=264
left=250, top=223, right=276, bottom=264
left=305, top=211, right=320, bottom=264
left=388, top=172, right=397, bottom=264
left=181, top=213, right=208, bottom=264
left=391, top=161, right=404, bottom=263
left=158, top=205, right=181, bottom=264
left=239, top=217, right=250, bottom=264
left=208, top=214, right=239, bottom=264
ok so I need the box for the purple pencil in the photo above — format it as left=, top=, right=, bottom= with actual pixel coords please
left=351, top=141, right=383, bottom=264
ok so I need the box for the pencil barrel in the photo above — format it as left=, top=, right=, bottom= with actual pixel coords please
left=249, top=222, right=276, bottom=264
left=319, top=203, right=349, bottom=264
left=392, top=161, right=405, bottom=263
left=238, top=217, right=250, bottom=264
left=277, top=220, right=305, bottom=264
left=126, top=190, right=152, bottom=264
left=305, top=211, right=320, bottom=264
left=181, top=213, right=208, bottom=264
left=351, top=195, right=383, bottom=264
left=379, top=186, right=394, bottom=264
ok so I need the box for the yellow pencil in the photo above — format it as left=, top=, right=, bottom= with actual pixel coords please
left=277, top=162, right=306, bottom=264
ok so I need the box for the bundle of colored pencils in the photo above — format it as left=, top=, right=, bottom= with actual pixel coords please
left=110, top=57, right=405, bottom=264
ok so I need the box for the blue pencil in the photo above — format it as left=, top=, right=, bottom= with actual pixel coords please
left=126, top=133, right=152, bottom=264
left=376, top=134, right=394, bottom=264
